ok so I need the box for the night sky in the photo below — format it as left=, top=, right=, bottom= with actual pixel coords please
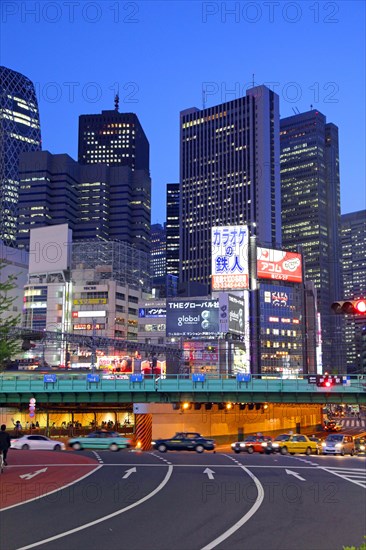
left=2, top=0, right=365, bottom=224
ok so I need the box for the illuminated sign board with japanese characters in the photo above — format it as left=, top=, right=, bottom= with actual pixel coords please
left=257, top=248, right=302, bottom=283
left=138, top=307, right=166, bottom=318
left=166, top=299, right=219, bottom=337
left=211, top=225, right=249, bottom=290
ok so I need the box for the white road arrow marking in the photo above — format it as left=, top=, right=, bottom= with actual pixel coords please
left=122, top=467, right=136, bottom=479
left=285, top=469, right=306, bottom=481
left=19, top=468, right=48, bottom=480
left=204, top=468, right=215, bottom=480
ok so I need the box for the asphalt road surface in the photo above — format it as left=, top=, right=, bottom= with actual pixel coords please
left=0, top=450, right=365, bottom=550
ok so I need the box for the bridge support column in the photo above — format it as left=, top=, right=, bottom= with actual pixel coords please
left=133, top=404, right=152, bottom=451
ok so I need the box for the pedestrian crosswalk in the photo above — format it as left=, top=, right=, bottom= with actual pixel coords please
left=340, top=418, right=365, bottom=429
left=321, top=466, right=366, bottom=489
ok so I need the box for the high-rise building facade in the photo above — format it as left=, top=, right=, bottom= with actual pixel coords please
left=17, top=151, right=151, bottom=253
left=341, top=210, right=366, bottom=373
left=151, top=223, right=166, bottom=280
left=166, top=183, right=180, bottom=278
left=0, top=66, right=41, bottom=245
left=280, top=110, right=344, bottom=372
left=78, top=107, right=151, bottom=253
left=180, top=85, right=281, bottom=290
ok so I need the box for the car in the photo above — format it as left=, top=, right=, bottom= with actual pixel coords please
left=152, top=432, right=215, bottom=453
left=267, top=434, right=318, bottom=455
left=324, top=420, right=342, bottom=432
left=11, top=435, right=65, bottom=451
left=322, top=434, right=355, bottom=456
left=308, top=436, right=323, bottom=455
left=355, top=437, right=366, bottom=455
left=69, top=430, right=132, bottom=451
left=231, top=434, right=273, bottom=454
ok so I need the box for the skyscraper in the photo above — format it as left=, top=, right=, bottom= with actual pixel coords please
left=280, top=110, right=344, bottom=372
left=341, top=210, right=366, bottom=373
left=78, top=106, right=151, bottom=253
left=0, top=66, right=41, bottom=245
left=166, top=183, right=180, bottom=278
left=180, top=85, right=281, bottom=290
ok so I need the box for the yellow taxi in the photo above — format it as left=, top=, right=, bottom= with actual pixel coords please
left=268, top=434, right=318, bottom=455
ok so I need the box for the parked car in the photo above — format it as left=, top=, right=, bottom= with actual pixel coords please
left=11, top=435, right=65, bottom=451
left=69, top=430, right=131, bottom=451
left=267, top=434, right=318, bottom=455
left=355, top=437, right=366, bottom=455
left=152, top=432, right=215, bottom=453
left=231, top=434, right=273, bottom=454
left=322, top=434, right=355, bottom=456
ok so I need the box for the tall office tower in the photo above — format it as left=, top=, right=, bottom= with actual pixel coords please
left=0, top=66, right=41, bottom=245
left=18, top=151, right=151, bottom=253
left=17, top=152, right=81, bottom=248
left=341, top=210, right=366, bottom=373
left=151, top=223, right=166, bottom=279
left=280, top=110, right=344, bottom=372
left=166, top=183, right=180, bottom=278
left=180, top=85, right=281, bottom=290
left=78, top=106, right=151, bottom=253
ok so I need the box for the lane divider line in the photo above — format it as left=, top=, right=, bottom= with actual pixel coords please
left=201, top=455, right=265, bottom=550
left=15, top=465, right=174, bottom=550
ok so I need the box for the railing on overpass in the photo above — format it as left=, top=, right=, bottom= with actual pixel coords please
left=0, top=372, right=365, bottom=404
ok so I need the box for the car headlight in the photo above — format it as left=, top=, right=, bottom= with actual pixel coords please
left=240, top=443, right=246, bottom=447
left=272, top=443, right=279, bottom=448
left=360, top=445, right=365, bottom=451
left=261, top=442, right=267, bottom=447
left=322, top=442, right=326, bottom=447
left=231, top=443, right=236, bottom=448
left=335, top=443, right=342, bottom=448
left=151, top=441, right=156, bottom=445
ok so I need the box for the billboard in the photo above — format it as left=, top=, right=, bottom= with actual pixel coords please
left=139, top=307, right=166, bottom=318
left=219, top=293, right=245, bottom=335
left=257, top=248, right=302, bottom=283
left=166, top=299, right=219, bottom=337
left=29, top=224, right=72, bottom=274
left=211, top=225, right=249, bottom=290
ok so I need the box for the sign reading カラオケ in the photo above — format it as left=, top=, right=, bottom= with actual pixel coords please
left=257, top=248, right=303, bottom=283
left=211, top=225, right=249, bottom=291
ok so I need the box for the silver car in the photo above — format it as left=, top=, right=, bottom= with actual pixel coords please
left=322, top=434, right=355, bottom=456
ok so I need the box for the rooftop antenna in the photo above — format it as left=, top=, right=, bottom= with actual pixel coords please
left=292, top=107, right=297, bottom=115
left=202, top=88, right=206, bottom=110
left=252, top=73, right=255, bottom=88
left=310, top=104, right=313, bottom=110
left=114, top=86, right=120, bottom=112
left=296, top=107, right=300, bottom=114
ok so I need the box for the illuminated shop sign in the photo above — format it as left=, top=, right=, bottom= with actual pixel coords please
left=257, top=248, right=302, bottom=283
left=73, top=323, right=105, bottom=330
left=219, top=293, right=245, bottom=335
left=72, top=310, right=106, bottom=318
left=139, top=307, right=166, bottom=318
left=166, top=299, right=219, bottom=337
left=73, top=298, right=107, bottom=305
left=211, top=225, right=249, bottom=290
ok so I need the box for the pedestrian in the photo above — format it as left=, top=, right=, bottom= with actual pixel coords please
left=0, top=424, right=11, bottom=466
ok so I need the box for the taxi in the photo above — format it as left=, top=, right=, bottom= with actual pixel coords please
left=268, top=434, right=318, bottom=455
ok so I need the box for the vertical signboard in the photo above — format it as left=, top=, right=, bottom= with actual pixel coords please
left=211, top=226, right=249, bottom=290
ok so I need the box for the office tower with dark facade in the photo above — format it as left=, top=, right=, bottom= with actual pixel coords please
left=280, top=110, right=344, bottom=372
left=78, top=108, right=151, bottom=253
left=166, top=183, right=180, bottom=278
left=0, top=66, right=41, bottom=245
left=341, top=210, right=366, bottom=373
left=180, top=85, right=281, bottom=289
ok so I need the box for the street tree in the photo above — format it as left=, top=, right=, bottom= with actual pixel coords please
left=0, top=260, right=21, bottom=370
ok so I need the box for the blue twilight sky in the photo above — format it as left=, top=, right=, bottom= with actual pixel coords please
left=1, top=0, right=365, bottom=224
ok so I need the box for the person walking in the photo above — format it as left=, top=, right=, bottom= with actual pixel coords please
left=0, top=425, right=11, bottom=466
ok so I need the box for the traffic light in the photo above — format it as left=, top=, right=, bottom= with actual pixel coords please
left=331, top=299, right=366, bottom=315
left=316, top=375, right=334, bottom=388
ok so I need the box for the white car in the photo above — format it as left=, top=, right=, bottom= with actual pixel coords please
left=11, top=435, right=66, bottom=451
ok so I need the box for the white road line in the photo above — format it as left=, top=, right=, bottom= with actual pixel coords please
left=0, top=465, right=102, bottom=512
left=319, top=467, right=366, bottom=490
left=201, top=456, right=264, bottom=550
left=16, top=465, right=174, bottom=550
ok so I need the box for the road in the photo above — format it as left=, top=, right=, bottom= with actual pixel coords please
left=0, top=449, right=365, bottom=550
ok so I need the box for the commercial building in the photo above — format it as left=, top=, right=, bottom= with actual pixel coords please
left=166, top=183, right=180, bottom=279
left=341, top=210, right=366, bottom=373
left=0, top=66, right=41, bottom=245
left=180, top=85, right=281, bottom=291
left=280, top=110, right=344, bottom=372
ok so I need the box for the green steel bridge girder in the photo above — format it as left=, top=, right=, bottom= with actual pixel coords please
left=0, top=377, right=365, bottom=405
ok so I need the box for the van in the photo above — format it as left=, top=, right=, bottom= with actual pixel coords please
left=322, top=434, right=355, bottom=456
